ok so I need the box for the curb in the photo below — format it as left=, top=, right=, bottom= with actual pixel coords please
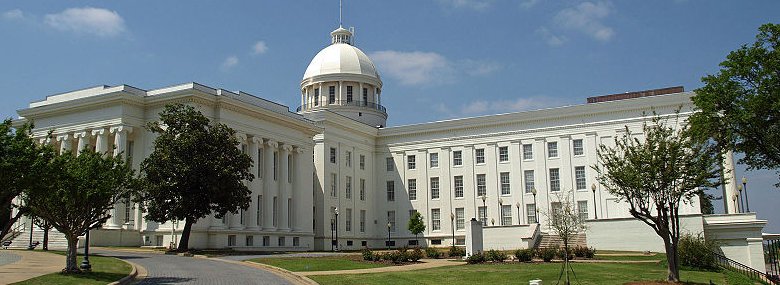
left=108, top=259, right=145, bottom=285
left=204, top=257, right=318, bottom=285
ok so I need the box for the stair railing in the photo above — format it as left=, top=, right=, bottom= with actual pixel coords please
left=712, top=251, right=779, bottom=284
left=1, top=223, right=27, bottom=243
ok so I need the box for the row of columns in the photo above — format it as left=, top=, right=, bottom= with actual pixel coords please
left=300, top=82, right=381, bottom=110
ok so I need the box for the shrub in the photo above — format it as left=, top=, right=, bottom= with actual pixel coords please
left=381, top=252, right=393, bottom=261
left=466, top=252, right=486, bottom=264
left=515, top=249, right=534, bottom=262
left=584, top=247, right=596, bottom=259
left=372, top=252, right=382, bottom=262
left=573, top=245, right=587, bottom=258
left=389, top=250, right=408, bottom=264
left=678, top=233, right=718, bottom=270
left=409, top=248, right=424, bottom=262
left=362, top=248, right=374, bottom=261
left=425, top=247, right=441, bottom=259
left=556, top=247, right=574, bottom=260
left=486, top=249, right=507, bottom=262
left=448, top=246, right=465, bottom=258
left=539, top=247, right=557, bottom=262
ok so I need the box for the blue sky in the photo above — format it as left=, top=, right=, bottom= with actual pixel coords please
left=1, top=1, right=778, bottom=232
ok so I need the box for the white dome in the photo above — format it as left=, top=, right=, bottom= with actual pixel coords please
left=302, top=43, right=380, bottom=80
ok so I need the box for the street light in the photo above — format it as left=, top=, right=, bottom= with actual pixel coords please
left=531, top=187, right=538, bottom=224
left=81, top=223, right=96, bottom=271
left=334, top=207, right=339, bottom=251
left=515, top=202, right=521, bottom=225
left=498, top=198, right=503, bottom=226
left=480, top=195, right=487, bottom=226
left=330, top=220, right=334, bottom=251
left=450, top=212, right=455, bottom=247
left=27, top=217, right=35, bottom=250
left=387, top=222, right=392, bottom=250
left=742, top=177, right=750, bottom=212
left=591, top=183, right=598, bottom=220
left=737, top=184, right=744, bottom=213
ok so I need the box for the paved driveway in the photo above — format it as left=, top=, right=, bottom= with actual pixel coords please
left=96, top=249, right=292, bottom=285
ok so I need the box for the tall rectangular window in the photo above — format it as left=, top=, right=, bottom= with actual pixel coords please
left=551, top=202, right=562, bottom=216
left=455, top=208, right=465, bottom=230
left=550, top=168, right=560, bottom=192
left=359, top=155, right=365, bottom=170
left=476, top=174, right=486, bottom=197
left=328, top=86, right=336, bottom=104
left=501, top=205, right=512, bottom=226
left=360, top=210, right=366, bottom=232
left=527, top=204, right=537, bottom=224
left=408, top=179, right=417, bottom=200
left=346, top=151, right=352, bottom=167
left=407, top=155, right=416, bottom=170
left=575, top=166, right=587, bottom=190
left=429, top=153, right=439, bottom=168
left=430, top=177, right=440, bottom=199
left=346, top=86, right=353, bottom=103
left=454, top=176, right=464, bottom=198
left=314, top=88, right=320, bottom=106
left=287, top=155, right=293, bottom=183
left=257, top=148, right=264, bottom=179
left=257, top=195, right=262, bottom=226
left=578, top=201, right=589, bottom=221
left=573, top=139, right=584, bottom=156
left=453, top=150, right=463, bottom=166
left=475, top=148, right=485, bottom=164
left=346, top=176, right=352, bottom=199
left=387, top=211, right=396, bottom=232
left=273, top=151, right=278, bottom=181
left=478, top=206, right=487, bottom=226
left=386, top=157, right=394, bottom=171
left=431, top=209, right=441, bottom=231
left=524, top=170, right=535, bottom=193
left=287, top=199, right=292, bottom=228
left=273, top=197, right=278, bottom=227
left=499, top=146, right=509, bottom=162
left=362, top=88, right=368, bottom=105
left=498, top=172, right=510, bottom=195
left=523, top=144, right=533, bottom=160
left=386, top=181, right=395, bottom=201
left=360, top=179, right=366, bottom=201
left=547, top=142, right=558, bottom=158
left=330, top=147, right=337, bottom=163
left=330, top=173, right=337, bottom=197
left=345, top=208, right=352, bottom=232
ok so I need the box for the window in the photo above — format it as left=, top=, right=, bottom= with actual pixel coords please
left=361, top=240, right=367, bottom=247
left=345, top=208, right=352, bottom=232
left=386, top=157, right=394, bottom=171
left=360, top=179, right=366, bottom=201
left=500, top=172, right=511, bottom=195
left=287, top=155, right=293, bottom=183
left=455, top=208, right=465, bottom=230
left=124, top=199, right=132, bottom=223
left=256, top=195, right=262, bottom=226
left=431, top=209, right=441, bottom=231
left=478, top=206, right=487, bottom=226
left=386, top=181, right=395, bottom=201
left=273, top=197, right=278, bottom=227
left=523, top=144, right=533, bottom=160
left=257, top=148, right=263, bottom=179
left=475, top=148, right=485, bottom=164
left=431, top=239, right=442, bottom=245
left=499, top=146, right=509, bottom=162
left=575, top=166, right=587, bottom=190
left=293, top=237, right=300, bottom=247
left=387, top=211, right=396, bottom=232
left=527, top=204, right=537, bottom=224
left=407, top=155, right=416, bottom=170
left=228, top=235, right=237, bottom=247
left=314, top=88, right=320, bottom=106
left=578, top=201, right=589, bottom=221
left=246, top=235, right=254, bottom=247
left=360, top=210, right=366, bottom=232
left=456, top=238, right=465, bottom=246
left=328, top=86, right=335, bottom=104
left=240, top=209, right=245, bottom=225
left=347, top=240, right=354, bottom=246
left=330, top=147, right=336, bottom=163
left=408, top=179, right=417, bottom=200
left=278, top=237, right=285, bottom=247
left=330, top=173, right=337, bottom=197
left=346, top=151, right=352, bottom=167
left=430, top=177, right=440, bottom=199
left=550, top=168, right=560, bottom=192
left=547, top=142, right=558, bottom=158
left=346, top=176, right=352, bottom=199
left=551, top=202, right=562, bottom=216
left=263, top=236, right=270, bottom=246
left=573, top=139, right=584, bottom=156
left=454, top=176, right=464, bottom=198
left=524, top=170, right=535, bottom=193
left=359, top=155, right=365, bottom=170
left=273, top=151, right=278, bottom=181
left=287, top=199, right=292, bottom=228
left=346, top=86, right=353, bottom=102
left=429, top=153, right=439, bottom=168
left=501, top=205, right=512, bottom=226
left=362, top=88, right=368, bottom=105
left=476, top=174, right=486, bottom=197
left=453, top=150, right=462, bottom=166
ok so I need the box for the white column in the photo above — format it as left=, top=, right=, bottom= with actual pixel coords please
left=279, top=145, right=292, bottom=231
left=75, top=131, right=89, bottom=154
left=92, top=128, right=108, bottom=155
left=722, top=150, right=739, bottom=214
left=263, top=139, right=278, bottom=230
left=231, top=134, right=247, bottom=230
left=57, top=134, right=72, bottom=154
left=246, top=136, right=261, bottom=230
left=110, top=126, right=133, bottom=158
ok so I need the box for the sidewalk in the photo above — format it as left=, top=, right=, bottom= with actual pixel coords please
left=0, top=250, right=65, bottom=284
left=284, top=258, right=465, bottom=276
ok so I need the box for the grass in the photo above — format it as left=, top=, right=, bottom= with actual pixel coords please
left=249, top=255, right=391, bottom=272
left=309, top=262, right=727, bottom=285
left=12, top=253, right=131, bottom=285
left=595, top=252, right=667, bottom=261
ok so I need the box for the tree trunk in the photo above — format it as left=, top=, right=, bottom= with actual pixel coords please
left=64, top=235, right=80, bottom=273
left=663, top=236, right=680, bottom=282
left=0, top=209, right=24, bottom=242
left=177, top=217, right=193, bottom=251
left=43, top=227, right=49, bottom=251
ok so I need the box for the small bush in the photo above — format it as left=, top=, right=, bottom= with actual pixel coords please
left=539, top=247, right=557, bottom=262
left=584, top=247, right=596, bottom=259
left=409, top=248, right=424, bottom=262
left=466, top=252, right=486, bottom=264
left=362, top=248, right=374, bottom=261
left=515, top=249, right=534, bottom=262
left=425, top=247, right=441, bottom=259
left=573, top=245, right=587, bottom=258
left=448, top=246, right=465, bottom=258
left=486, top=249, right=507, bottom=262
left=381, top=252, right=393, bottom=261
left=679, top=233, right=718, bottom=270
left=390, top=250, right=408, bottom=264
left=556, top=247, right=574, bottom=260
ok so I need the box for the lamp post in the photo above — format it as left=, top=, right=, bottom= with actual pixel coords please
left=737, top=185, right=744, bottom=213
left=330, top=220, right=334, bottom=251
left=27, top=217, right=34, bottom=250
left=742, top=177, right=750, bottom=212
left=515, top=202, right=521, bottom=225
left=386, top=222, right=392, bottom=250
left=498, top=198, right=503, bottom=226
left=450, top=212, right=455, bottom=247
left=334, top=207, right=339, bottom=251
left=80, top=223, right=94, bottom=271
left=531, top=187, right=538, bottom=224
left=480, top=195, right=487, bottom=226
left=591, top=183, right=598, bottom=220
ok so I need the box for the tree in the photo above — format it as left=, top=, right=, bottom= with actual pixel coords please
left=0, top=119, right=52, bottom=241
left=24, top=150, right=135, bottom=272
left=32, top=216, right=54, bottom=251
left=545, top=192, right=587, bottom=285
left=407, top=211, right=425, bottom=246
left=690, top=23, right=780, bottom=186
left=593, top=113, right=720, bottom=282
left=137, top=104, right=253, bottom=251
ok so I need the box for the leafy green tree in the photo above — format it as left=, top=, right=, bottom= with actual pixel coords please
left=407, top=211, right=425, bottom=245
left=593, top=113, right=720, bottom=282
left=32, top=216, right=54, bottom=251
left=137, top=104, right=253, bottom=251
left=690, top=23, right=780, bottom=186
left=24, top=150, right=135, bottom=273
left=0, top=119, right=52, bottom=241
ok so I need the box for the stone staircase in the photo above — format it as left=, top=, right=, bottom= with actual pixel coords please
left=6, top=227, right=69, bottom=249
left=537, top=232, right=587, bottom=249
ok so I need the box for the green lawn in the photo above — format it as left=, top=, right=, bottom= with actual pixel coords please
left=249, top=256, right=391, bottom=272
left=309, top=262, right=726, bottom=285
left=13, top=254, right=131, bottom=285
left=594, top=252, right=666, bottom=261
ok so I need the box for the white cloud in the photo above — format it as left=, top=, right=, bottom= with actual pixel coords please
left=458, top=59, right=500, bottom=76
left=44, top=7, right=126, bottom=37
left=2, top=9, right=24, bottom=20
left=460, top=96, right=567, bottom=115
left=554, top=1, right=614, bottom=41
left=520, top=0, right=541, bottom=9
left=437, top=0, right=493, bottom=10
left=221, top=56, right=239, bottom=71
left=536, top=27, right=567, bottom=47
left=370, top=51, right=453, bottom=86
left=252, top=41, right=268, bottom=55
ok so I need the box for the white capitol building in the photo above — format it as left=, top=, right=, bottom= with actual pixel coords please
left=10, top=24, right=771, bottom=271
